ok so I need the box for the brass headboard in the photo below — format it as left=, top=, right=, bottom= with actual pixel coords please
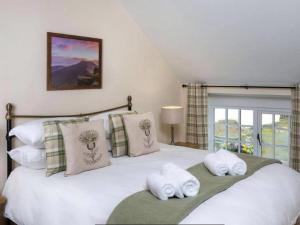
left=5, top=95, right=132, bottom=177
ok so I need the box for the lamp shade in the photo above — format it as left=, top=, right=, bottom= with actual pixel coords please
left=161, top=106, right=183, bottom=125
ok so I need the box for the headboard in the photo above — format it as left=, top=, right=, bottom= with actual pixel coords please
left=5, top=95, right=133, bottom=177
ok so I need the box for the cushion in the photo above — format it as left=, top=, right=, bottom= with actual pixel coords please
left=109, top=111, right=136, bottom=157
left=9, top=117, right=75, bottom=148
left=123, top=112, right=160, bottom=157
left=43, top=118, right=88, bottom=176
left=8, top=145, right=46, bottom=169
left=89, top=110, right=132, bottom=139
left=60, top=120, right=111, bottom=176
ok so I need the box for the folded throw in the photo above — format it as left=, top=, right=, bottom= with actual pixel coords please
left=161, top=163, right=200, bottom=197
left=107, top=155, right=280, bottom=225
left=146, top=173, right=176, bottom=201
left=216, top=149, right=247, bottom=175
left=203, top=153, right=229, bottom=176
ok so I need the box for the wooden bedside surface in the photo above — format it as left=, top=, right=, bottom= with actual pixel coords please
left=175, top=142, right=200, bottom=149
left=0, top=196, right=6, bottom=225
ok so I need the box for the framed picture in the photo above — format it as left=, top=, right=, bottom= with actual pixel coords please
left=47, top=32, right=102, bottom=90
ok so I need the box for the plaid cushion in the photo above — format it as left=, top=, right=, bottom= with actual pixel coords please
left=43, top=118, right=88, bottom=176
left=109, top=112, right=136, bottom=157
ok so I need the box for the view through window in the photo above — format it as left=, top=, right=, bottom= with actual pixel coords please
left=213, top=108, right=290, bottom=164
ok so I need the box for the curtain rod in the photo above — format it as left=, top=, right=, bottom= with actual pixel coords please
left=181, top=84, right=296, bottom=89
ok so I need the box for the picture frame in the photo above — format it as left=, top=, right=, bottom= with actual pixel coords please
left=47, top=32, right=102, bottom=90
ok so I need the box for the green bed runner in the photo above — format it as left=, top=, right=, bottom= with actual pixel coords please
left=107, top=154, right=280, bottom=225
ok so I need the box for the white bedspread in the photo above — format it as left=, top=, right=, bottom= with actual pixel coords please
left=3, top=144, right=300, bottom=225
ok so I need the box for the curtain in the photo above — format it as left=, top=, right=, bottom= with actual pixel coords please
left=291, top=84, right=300, bottom=172
left=186, top=83, right=208, bottom=149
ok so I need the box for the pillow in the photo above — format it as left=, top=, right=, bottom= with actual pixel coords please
left=109, top=111, right=136, bottom=157
left=89, top=110, right=132, bottom=139
left=60, top=120, right=111, bottom=176
left=9, top=117, right=76, bottom=148
left=123, top=112, right=160, bottom=157
left=8, top=145, right=46, bottom=169
left=43, top=118, right=88, bottom=176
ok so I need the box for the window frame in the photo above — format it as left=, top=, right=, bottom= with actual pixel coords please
left=208, top=105, right=291, bottom=163
left=258, top=110, right=291, bottom=164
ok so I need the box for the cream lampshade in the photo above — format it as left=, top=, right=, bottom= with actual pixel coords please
left=161, top=106, right=183, bottom=145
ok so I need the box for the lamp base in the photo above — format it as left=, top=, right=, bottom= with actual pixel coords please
left=170, top=125, right=175, bottom=145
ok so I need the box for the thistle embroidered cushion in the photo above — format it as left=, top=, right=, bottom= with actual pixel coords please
left=59, top=120, right=111, bottom=176
left=123, top=112, right=160, bottom=157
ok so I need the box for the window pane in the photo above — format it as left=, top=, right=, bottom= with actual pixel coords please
left=215, top=108, right=226, bottom=122
left=241, top=126, right=253, bottom=142
left=228, top=109, right=239, bottom=126
left=275, top=146, right=289, bottom=165
left=241, top=143, right=254, bottom=155
left=228, top=126, right=239, bottom=139
left=215, top=108, right=226, bottom=138
left=227, top=142, right=239, bottom=153
left=241, top=110, right=253, bottom=126
left=262, top=114, right=273, bottom=126
left=262, top=145, right=273, bottom=158
left=275, top=114, right=289, bottom=129
left=262, top=114, right=273, bottom=145
left=275, top=129, right=289, bottom=146
left=214, top=140, right=226, bottom=151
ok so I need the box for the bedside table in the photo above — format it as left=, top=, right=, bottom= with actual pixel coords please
left=175, top=142, right=200, bottom=149
left=0, top=196, right=6, bottom=225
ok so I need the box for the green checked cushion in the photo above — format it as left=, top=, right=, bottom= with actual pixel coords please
left=43, top=118, right=88, bottom=176
left=109, top=111, right=136, bottom=157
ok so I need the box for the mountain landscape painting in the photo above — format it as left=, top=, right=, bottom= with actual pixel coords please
left=47, top=33, right=102, bottom=90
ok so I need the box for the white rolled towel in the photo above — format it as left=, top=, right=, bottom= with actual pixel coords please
left=203, top=153, right=229, bottom=176
left=146, top=173, right=176, bottom=201
left=216, top=149, right=247, bottom=176
left=161, top=163, right=200, bottom=197
left=161, top=164, right=184, bottom=199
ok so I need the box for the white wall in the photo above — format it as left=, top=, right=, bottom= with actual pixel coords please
left=120, top=0, right=300, bottom=85
left=0, top=0, right=180, bottom=190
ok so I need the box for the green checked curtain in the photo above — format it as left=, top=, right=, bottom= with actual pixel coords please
left=291, top=84, right=300, bottom=172
left=186, top=83, right=208, bottom=149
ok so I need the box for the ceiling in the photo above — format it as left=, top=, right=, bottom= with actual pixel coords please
left=120, top=0, right=300, bottom=85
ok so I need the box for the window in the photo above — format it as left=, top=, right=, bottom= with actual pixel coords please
left=260, top=113, right=290, bottom=164
left=210, top=102, right=291, bottom=165
left=213, top=108, right=255, bottom=155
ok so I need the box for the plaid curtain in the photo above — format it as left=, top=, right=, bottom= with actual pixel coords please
left=186, top=83, right=208, bottom=149
left=290, top=84, right=300, bottom=172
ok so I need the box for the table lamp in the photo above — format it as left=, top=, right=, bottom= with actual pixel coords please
left=161, top=106, right=183, bottom=145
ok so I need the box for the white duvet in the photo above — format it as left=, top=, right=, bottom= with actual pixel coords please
left=3, top=144, right=300, bottom=225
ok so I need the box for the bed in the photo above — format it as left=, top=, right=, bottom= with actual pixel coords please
left=3, top=96, right=300, bottom=225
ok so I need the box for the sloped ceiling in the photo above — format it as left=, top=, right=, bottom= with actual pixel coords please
left=120, top=0, right=300, bottom=85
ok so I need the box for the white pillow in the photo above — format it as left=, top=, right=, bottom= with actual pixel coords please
left=89, top=110, right=132, bottom=138
left=8, top=145, right=46, bottom=169
left=9, top=117, right=75, bottom=148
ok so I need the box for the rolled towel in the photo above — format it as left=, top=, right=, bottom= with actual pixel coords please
left=203, top=153, right=229, bottom=176
left=146, top=173, right=176, bottom=201
left=161, top=163, right=200, bottom=197
left=216, top=149, right=247, bottom=176
left=161, top=165, right=184, bottom=199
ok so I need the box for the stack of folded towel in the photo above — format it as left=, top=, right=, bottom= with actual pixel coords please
left=146, top=163, right=200, bottom=201
left=204, top=149, right=247, bottom=176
